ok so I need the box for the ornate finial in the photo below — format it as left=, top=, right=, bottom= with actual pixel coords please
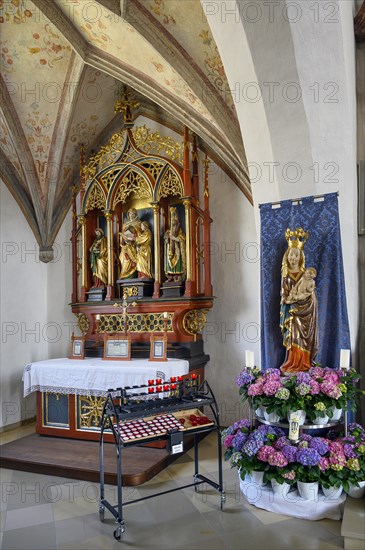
left=115, top=86, right=140, bottom=124
left=285, top=227, right=308, bottom=250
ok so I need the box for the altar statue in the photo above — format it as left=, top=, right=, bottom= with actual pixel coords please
left=136, top=221, right=153, bottom=279
left=89, top=228, right=108, bottom=287
left=119, top=208, right=142, bottom=279
left=280, top=228, right=319, bottom=374
left=164, top=207, right=186, bottom=282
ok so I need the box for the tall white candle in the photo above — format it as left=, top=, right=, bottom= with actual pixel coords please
left=245, top=350, right=255, bottom=368
left=339, top=349, right=350, bottom=369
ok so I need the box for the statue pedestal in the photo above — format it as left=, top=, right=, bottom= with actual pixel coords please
left=161, top=281, right=185, bottom=297
left=116, top=278, right=154, bottom=299
left=87, top=287, right=106, bottom=302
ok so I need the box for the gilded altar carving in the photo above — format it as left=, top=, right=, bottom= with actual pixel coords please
left=157, top=167, right=183, bottom=199
left=113, top=170, right=152, bottom=208
left=98, top=313, right=173, bottom=333
left=75, top=313, right=89, bottom=334
left=132, top=125, right=183, bottom=164
left=79, top=396, right=104, bottom=428
left=183, top=309, right=207, bottom=335
left=85, top=182, right=106, bottom=212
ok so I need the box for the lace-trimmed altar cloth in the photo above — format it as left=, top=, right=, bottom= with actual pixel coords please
left=22, top=357, right=189, bottom=397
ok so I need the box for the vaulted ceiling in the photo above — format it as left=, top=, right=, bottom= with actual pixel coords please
left=0, top=0, right=249, bottom=256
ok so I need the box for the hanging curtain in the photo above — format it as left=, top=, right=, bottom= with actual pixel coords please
left=260, top=193, right=350, bottom=370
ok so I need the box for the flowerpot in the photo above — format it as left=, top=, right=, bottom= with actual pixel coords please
left=297, top=480, right=319, bottom=500
left=287, top=409, right=306, bottom=425
left=263, top=409, right=281, bottom=423
left=312, top=413, right=329, bottom=425
left=250, top=470, right=266, bottom=486
left=271, top=479, right=291, bottom=497
left=322, top=485, right=343, bottom=499
left=346, top=481, right=365, bottom=499
left=329, top=406, right=342, bottom=421
left=255, top=406, right=265, bottom=418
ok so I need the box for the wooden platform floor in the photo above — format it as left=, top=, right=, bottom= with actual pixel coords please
left=0, top=433, right=192, bottom=486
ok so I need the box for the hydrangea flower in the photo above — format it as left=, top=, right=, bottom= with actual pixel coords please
left=275, top=387, right=290, bottom=400
left=263, top=379, right=282, bottom=396
left=296, top=447, right=321, bottom=466
left=232, top=432, right=248, bottom=452
left=268, top=451, right=288, bottom=467
left=282, top=445, right=297, bottom=463
left=257, top=445, right=275, bottom=462
left=314, top=402, right=326, bottom=411
left=309, top=437, right=329, bottom=456
left=295, top=383, right=311, bottom=396
left=236, top=370, right=254, bottom=388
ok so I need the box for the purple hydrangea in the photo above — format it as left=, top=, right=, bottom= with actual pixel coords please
left=309, top=437, right=329, bottom=456
left=274, top=436, right=290, bottom=450
left=295, top=383, right=311, bottom=396
left=296, top=447, right=321, bottom=466
left=232, top=431, right=248, bottom=452
left=232, top=419, right=251, bottom=431
left=263, top=379, right=282, bottom=396
left=243, top=437, right=263, bottom=457
left=282, top=445, right=298, bottom=463
left=343, top=443, right=358, bottom=459
left=296, top=372, right=311, bottom=385
left=236, top=370, right=254, bottom=387
left=263, top=368, right=281, bottom=380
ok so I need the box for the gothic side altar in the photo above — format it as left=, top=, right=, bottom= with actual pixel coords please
left=39, top=91, right=214, bottom=442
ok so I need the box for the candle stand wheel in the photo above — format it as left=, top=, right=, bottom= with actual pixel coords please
left=99, top=378, right=224, bottom=540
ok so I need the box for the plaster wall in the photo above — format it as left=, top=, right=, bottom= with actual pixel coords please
left=205, top=0, right=358, bottom=365
left=0, top=181, right=47, bottom=427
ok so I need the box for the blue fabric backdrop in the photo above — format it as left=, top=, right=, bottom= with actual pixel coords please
left=260, top=193, right=350, bottom=370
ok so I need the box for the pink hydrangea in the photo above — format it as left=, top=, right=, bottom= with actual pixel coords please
left=263, top=379, right=282, bottom=396
left=310, top=366, right=325, bottom=379
left=257, top=445, right=275, bottom=462
left=309, top=380, right=320, bottom=395
left=319, top=457, right=330, bottom=471
left=268, top=451, right=288, bottom=467
left=248, top=382, right=264, bottom=396
left=223, top=435, right=234, bottom=448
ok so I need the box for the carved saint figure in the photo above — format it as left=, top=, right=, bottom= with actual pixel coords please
left=89, top=228, right=108, bottom=287
left=119, top=208, right=141, bottom=279
left=119, top=208, right=153, bottom=279
left=164, top=207, right=186, bottom=282
left=280, top=228, right=319, bottom=374
left=136, top=221, right=153, bottom=279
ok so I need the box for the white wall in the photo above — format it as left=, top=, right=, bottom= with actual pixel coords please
left=0, top=180, right=74, bottom=428
left=205, top=0, right=358, bottom=364
left=0, top=181, right=47, bottom=426
left=203, top=162, right=258, bottom=423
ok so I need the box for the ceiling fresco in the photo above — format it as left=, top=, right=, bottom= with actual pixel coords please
left=0, top=0, right=249, bottom=256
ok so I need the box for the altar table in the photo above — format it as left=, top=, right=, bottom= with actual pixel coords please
left=23, top=357, right=189, bottom=441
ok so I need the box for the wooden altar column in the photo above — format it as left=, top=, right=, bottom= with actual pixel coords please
left=79, top=215, right=87, bottom=302
left=203, top=157, right=213, bottom=296
left=105, top=211, right=114, bottom=301
left=152, top=203, right=161, bottom=298
left=71, top=187, right=78, bottom=303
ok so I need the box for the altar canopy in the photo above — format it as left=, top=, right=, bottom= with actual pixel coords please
left=260, top=193, right=351, bottom=370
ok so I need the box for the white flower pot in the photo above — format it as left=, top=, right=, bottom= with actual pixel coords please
left=297, top=480, right=319, bottom=500
left=322, top=485, right=343, bottom=499
left=271, top=479, right=291, bottom=497
left=255, top=406, right=265, bottom=418
left=346, top=481, right=365, bottom=498
left=330, top=406, right=342, bottom=421
left=250, top=470, right=266, bottom=486
left=312, top=413, right=329, bottom=425
left=287, top=409, right=306, bottom=425
left=263, top=409, right=281, bottom=423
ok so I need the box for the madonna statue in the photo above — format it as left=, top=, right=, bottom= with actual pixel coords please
left=280, top=227, right=319, bottom=374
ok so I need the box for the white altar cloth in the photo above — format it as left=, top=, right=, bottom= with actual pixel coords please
left=23, top=357, right=189, bottom=397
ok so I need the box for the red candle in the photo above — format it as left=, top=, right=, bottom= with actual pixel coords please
left=163, top=384, right=170, bottom=391
left=148, top=387, right=154, bottom=394
left=191, top=373, right=197, bottom=379
left=156, top=378, right=162, bottom=384
left=148, top=379, right=154, bottom=386
left=171, top=384, right=177, bottom=390
left=178, top=376, right=184, bottom=382
left=170, top=377, right=177, bottom=383
left=156, top=385, right=162, bottom=392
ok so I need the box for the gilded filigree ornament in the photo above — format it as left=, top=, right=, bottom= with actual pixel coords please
left=113, top=170, right=152, bottom=207
left=85, top=182, right=107, bottom=212
left=82, top=132, right=126, bottom=180
left=79, top=396, right=104, bottom=428
left=133, top=125, right=183, bottom=164
left=76, top=313, right=89, bottom=335
left=182, top=310, right=207, bottom=335
left=157, top=167, right=184, bottom=199
left=115, top=88, right=140, bottom=123
left=98, top=313, right=173, bottom=333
